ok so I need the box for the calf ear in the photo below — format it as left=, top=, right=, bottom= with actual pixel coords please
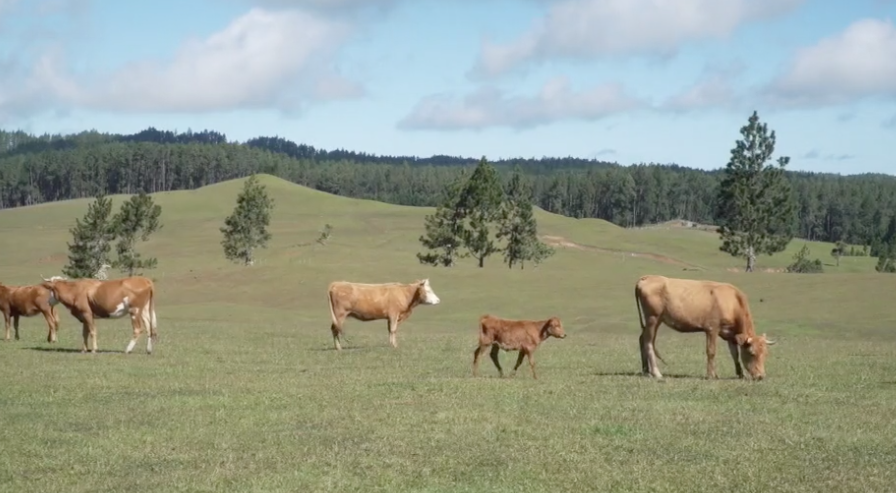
left=736, top=334, right=752, bottom=347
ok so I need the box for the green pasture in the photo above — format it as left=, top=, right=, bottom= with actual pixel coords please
left=0, top=175, right=894, bottom=492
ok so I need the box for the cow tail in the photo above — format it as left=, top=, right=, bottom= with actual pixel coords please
left=149, top=285, right=158, bottom=340
left=327, top=288, right=347, bottom=344
left=635, top=281, right=666, bottom=365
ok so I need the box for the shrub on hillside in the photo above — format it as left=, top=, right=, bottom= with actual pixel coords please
left=787, top=244, right=824, bottom=273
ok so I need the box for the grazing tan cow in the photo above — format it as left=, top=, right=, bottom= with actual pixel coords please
left=40, top=276, right=158, bottom=354
left=0, top=280, right=62, bottom=343
left=472, top=314, right=566, bottom=379
left=634, top=274, right=776, bottom=380
left=327, top=278, right=441, bottom=350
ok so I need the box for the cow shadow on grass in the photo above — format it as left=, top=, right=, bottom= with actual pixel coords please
left=24, top=346, right=125, bottom=354
left=593, top=371, right=742, bottom=380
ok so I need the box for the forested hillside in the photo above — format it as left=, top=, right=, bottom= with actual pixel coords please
left=1, top=127, right=894, bottom=250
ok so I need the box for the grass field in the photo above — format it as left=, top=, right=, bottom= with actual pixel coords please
left=1, top=175, right=895, bottom=493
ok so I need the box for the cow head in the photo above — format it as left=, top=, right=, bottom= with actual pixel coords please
left=541, top=317, right=566, bottom=339
left=39, top=275, right=69, bottom=304
left=739, top=333, right=776, bottom=380
left=415, top=278, right=441, bottom=305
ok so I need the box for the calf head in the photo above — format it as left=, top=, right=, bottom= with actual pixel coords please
left=541, top=317, right=566, bottom=339
left=414, top=279, right=441, bottom=305
left=739, top=333, right=776, bottom=380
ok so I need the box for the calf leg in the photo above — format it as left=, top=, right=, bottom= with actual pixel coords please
left=727, top=340, right=744, bottom=378
left=525, top=350, right=537, bottom=380
left=3, top=313, right=9, bottom=341
left=13, top=315, right=20, bottom=341
left=705, top=331, right=718, bottom=379
left=42, top=309, right=58, bottom=343
left=489, top=344, right=503, bottom=377
left=472, top=344, right=488, bottom=376
left=638, top=333, right=648, bottom=374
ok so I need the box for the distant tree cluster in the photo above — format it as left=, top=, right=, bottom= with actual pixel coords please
left=417, top=158, right=553, bottom=269
left=4, top=112, right=896, bottom=275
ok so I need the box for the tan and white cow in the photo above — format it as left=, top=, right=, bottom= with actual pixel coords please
left=0, top=279, right=62, bottom=343
left=40, top=275, right=158, bottom=354
left=634, top=274, right=776, bottom=380
left=326, top=278, right=441, bottom=350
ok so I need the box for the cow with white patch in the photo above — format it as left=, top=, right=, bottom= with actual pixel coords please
left=326, top=278, right=441, bottom=350
left=0, top=279, right=63, bottom=343
left=40, top=275, right=158, bottom=354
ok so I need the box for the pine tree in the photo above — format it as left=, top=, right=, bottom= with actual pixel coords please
left=220, top=175, right=274, bottom=266
left=497, top=168, right=554, bottom=269
left=716, top=111, right=796, bottom=272
left=62, top=194, right=117, bottom=279
left=111, top=191, right=162, bottom=276
left=875, top=242, right=896, bottom=273
left=459, top=156, right=504, bottom=268
left=417, top=171, right=468, bottom=267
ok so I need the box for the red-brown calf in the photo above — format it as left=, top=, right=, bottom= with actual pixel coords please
left=472, top=314, right=566, bottom=379
left=0, top=281, right=61, bottom=343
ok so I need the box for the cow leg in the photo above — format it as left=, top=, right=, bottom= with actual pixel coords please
left=387, top=317, right=399, bottom=348
left=126, top=308, right=143, bottom=354
left=642, top=316, right=663, bottom=378
left=330, top=322, right=343, bottom=351
left=727, top=340, right=744, bottom=378
left=3, top=312, right=10, bottom=341
left=13, top=314, right=20, bottom=341
left=705, top=331, right=718, bottom=379
left=489, top=344, right=504, bottom=377
left=638, top=333, right=648, bottom=374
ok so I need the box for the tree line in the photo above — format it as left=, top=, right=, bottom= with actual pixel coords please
left=1, top=124, right=895, bottom=253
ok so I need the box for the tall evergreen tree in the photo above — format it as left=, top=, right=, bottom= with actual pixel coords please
left=716, top=111, right=796, bottom=272
left=459, top=156, right=504, bottom=268
left=417, top=171, right=468, bottom=267
left=497, top=168, right=554, bottom=269
left=111, top=191, right=163, bottom=276
left=62, top=194, right=116, bottom=278
left=220, top=174, right=274, bottom=266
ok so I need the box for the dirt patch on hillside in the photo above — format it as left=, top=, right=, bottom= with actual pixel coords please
left=726, top=267, right=787, bottom=273
left=36, top=254, right=66, bottom=265
left=540, top=235, right=701, bottom=269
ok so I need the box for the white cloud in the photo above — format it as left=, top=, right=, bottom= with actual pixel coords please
left=767, top=18, right=896, bottom=107
left=660, top=61, right=745, bottom=112
left=471, top=0, right=803, bottom=78
left=0, top=8, right=361, bottom=119
left=397, top=76, right=643, bottom=130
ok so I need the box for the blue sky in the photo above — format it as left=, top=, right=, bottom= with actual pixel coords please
left=1, top=0, right=895, bottom=174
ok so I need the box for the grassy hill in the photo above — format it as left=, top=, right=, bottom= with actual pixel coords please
left=0, top=175, right=894, bottom=492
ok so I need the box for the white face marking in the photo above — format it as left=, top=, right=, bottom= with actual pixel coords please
left=109, top=297, right=130, bottom=318
left=421, top=279, right=440, bottom=305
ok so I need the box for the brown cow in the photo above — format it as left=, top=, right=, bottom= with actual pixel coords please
left=40, top=275, right=158, bottom=354
left=0, top=280, right=62, bottom=343
left=634, top=274, right=776, bottom=380
left=472, top=314, right=566, bottom=379
left=327, top=278, right=441, bottom=350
